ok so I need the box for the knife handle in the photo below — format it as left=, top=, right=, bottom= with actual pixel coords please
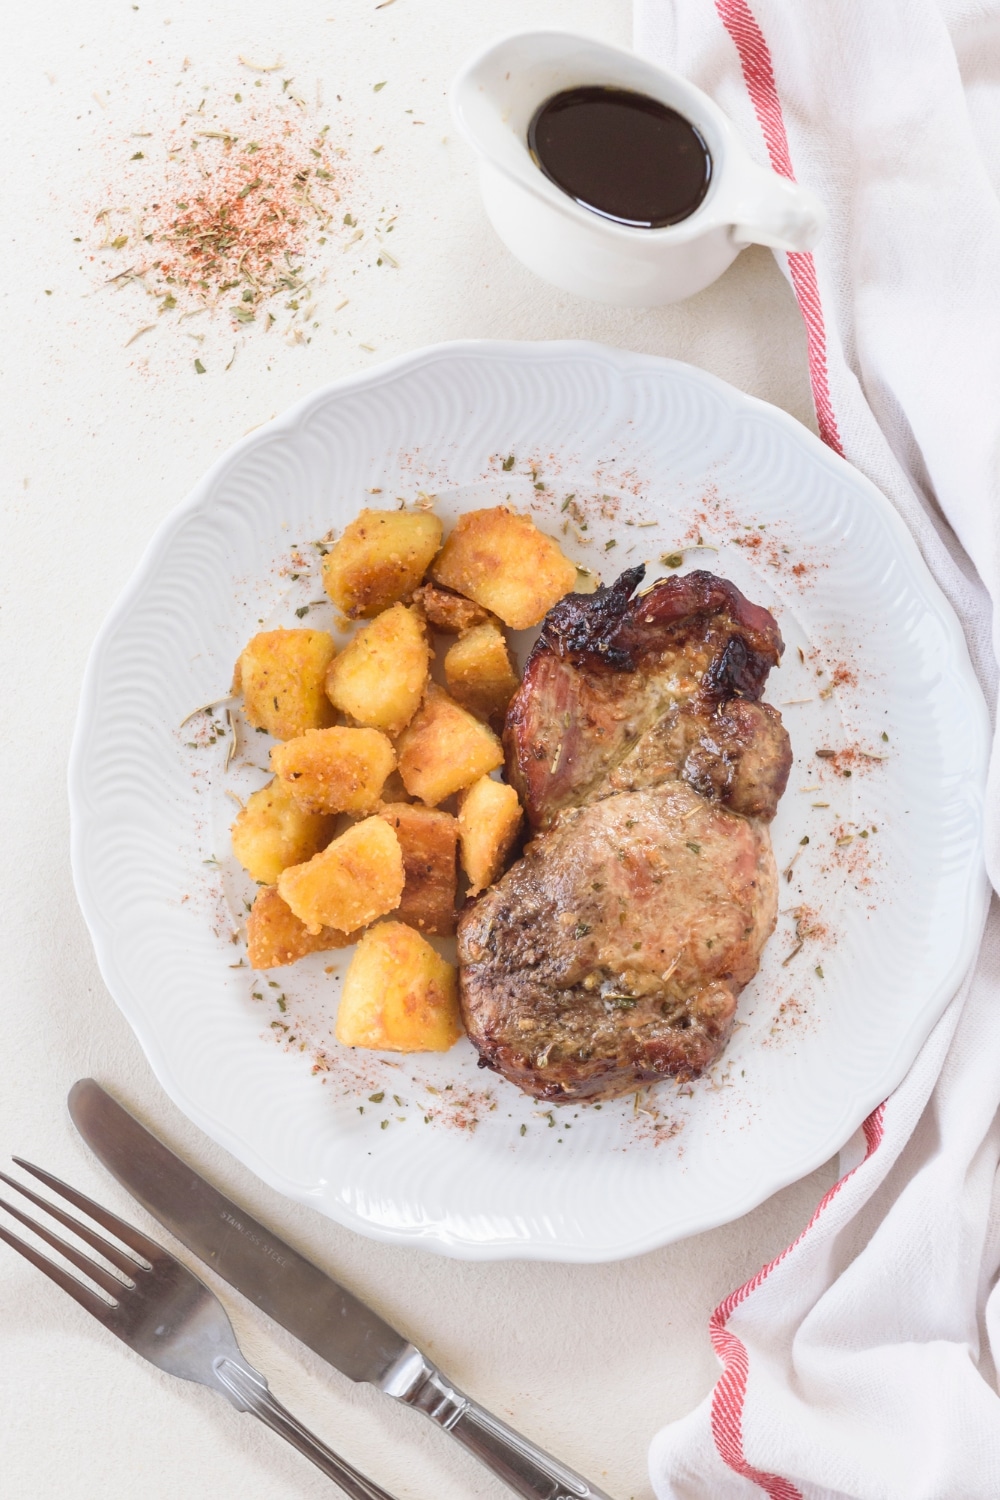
left=388, top=1350, right=615, bottom=1500
left=448, top=1397, right=616, bottom=1500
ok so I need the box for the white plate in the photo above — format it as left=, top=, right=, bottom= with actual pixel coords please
left=70, top=341, right=990, bottom=1262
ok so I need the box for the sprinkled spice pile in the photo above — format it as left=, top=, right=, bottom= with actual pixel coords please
left=95, top=74, right=372, bottom=349
left=103, top=123, right=344, bottom=326
left=145, top=128, right=340, bottom=317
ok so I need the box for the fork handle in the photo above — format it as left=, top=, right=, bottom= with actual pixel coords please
left=215, top=1360, right=399, bottom=1500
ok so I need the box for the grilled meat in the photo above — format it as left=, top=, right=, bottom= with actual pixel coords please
left=457, top=567, right=791, bottom=1103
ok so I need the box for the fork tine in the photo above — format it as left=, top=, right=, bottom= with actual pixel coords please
left=0, top=1170, right=143, bottom=1279
left=0, top=1217, right=113, bottom=1319
left=0, top=1193, right=127, bottom=1300
left=12, top=1158, right=164, bottom=1263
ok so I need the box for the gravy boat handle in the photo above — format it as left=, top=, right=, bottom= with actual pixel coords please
left=731, top=166, right=826, bottom=253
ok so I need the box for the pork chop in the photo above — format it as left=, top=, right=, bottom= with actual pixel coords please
left=457, top=566, right=792, bottom=1103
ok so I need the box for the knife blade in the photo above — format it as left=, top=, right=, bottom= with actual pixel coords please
left=69, top=1079, right=614, bottom=1500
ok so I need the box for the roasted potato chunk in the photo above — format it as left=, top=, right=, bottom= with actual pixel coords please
left=458, top=775, right=523, bottom=895
left=410, top=582, right=496, bottom=635
left=322, top=508, right=443, bottom=619
left=378, top=803, right=457, bottom=936
left=278, top=816, right=404, bottom=934
left=378, top=769, right=415, bottom=804
left=336, top=921, right=462, bottom=1052
left=271, top=727, right=395, bottom=815
left=325, top=603, right=430, bottom=736
left=246, top=885, right=356, bottom=969
left=430, top=507, right=577, bottom=630
left=395, top=685, right=503, bottom=806
left=443, top=622, right=520, bottom=728
left=230, top=778, right=334, bottom=885
left=234, top=629, right=337, bottom=741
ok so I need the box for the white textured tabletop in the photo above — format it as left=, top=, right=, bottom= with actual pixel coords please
left=1, top=2, right=835, bottom=1496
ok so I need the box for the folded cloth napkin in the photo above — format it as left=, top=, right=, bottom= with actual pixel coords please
left=633, top=2, right=1000, bottom=1495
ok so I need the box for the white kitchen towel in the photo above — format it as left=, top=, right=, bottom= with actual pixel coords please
left=633, top=2, right=1000, bottom=1496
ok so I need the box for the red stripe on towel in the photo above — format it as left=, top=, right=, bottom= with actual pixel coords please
left=708, top=1103, right=886, bottom=1495
left=714, top=0, right=844, bottom=455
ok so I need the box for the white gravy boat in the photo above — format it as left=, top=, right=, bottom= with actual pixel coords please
left=450, top=31, right=826, bottom=307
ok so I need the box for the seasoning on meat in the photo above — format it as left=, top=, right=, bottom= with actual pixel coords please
left=457, top=566, right=792, bottom=1103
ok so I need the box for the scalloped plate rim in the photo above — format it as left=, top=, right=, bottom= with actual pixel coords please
left=68, top=339, right=991, bottom=1262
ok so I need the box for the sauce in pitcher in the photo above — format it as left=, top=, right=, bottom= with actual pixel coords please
left=527, top=86, right=712, bottom=229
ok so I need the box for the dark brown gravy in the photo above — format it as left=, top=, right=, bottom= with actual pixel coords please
left=527, top=86, right=711, bottom=229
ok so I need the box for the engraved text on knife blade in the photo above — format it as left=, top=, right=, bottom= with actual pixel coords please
left=220, top=1210, right=291, bottom=1266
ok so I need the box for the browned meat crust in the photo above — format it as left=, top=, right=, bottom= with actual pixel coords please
left=459, top=784, right=778, bottom=1101
left=457, top=566, right=792, bottom=1104
left=504, top=567, right=788, bottom=829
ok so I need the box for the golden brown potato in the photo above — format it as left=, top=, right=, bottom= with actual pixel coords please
left=278, top=816, right=404, bottom=934
left=336, top=921, right=462, bottom=1052
left=322, top=508, right=443, bottom=619
left=230, top=779, right=334, bottom=886
left=443, top=622, right=520, bottom=728
left=378, top=803, right=457, bottom=936
left=410, top=582, right=496, bottom=635
left=246, top=885, right=356, bottom=969
left=271, top=727, right=395, bottom=815
left=458, top=775, right=524, bottom=895
left=395, top=686, right=503, bottom=806
left=234, top=629, right=337, bottom=741
left=324, top=603, right=430, bottom=736
left=430, top=507, right=577, bottom=630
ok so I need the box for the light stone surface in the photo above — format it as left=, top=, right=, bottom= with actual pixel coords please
left=0, top=1, right=833, bottom=1496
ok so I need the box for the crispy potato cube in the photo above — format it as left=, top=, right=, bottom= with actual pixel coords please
left=378, top=803, right=457, bottom=936
left=458, top=776, right=524, bottom=895
left=336, top=921, right=462, bottom=1052
left=325, top=603, right=430, bottom=736
left=230, top=778, right=334, bottom=886
left=278, top=816, right=404, bottom=934
left=271, top=727, right=395, bottom=815
left=430, top=507, right=577, bottom=630
left=410, top=582, right=496, bottom=635
left=322, top=508, right=443, bottom=619
left=246, top=886, right=355, bottom=969
left=235, top=629, right=337, bottom=741
left=395, top=686, right=503, bottom=806
left=443, top=622, right=520, bottom=728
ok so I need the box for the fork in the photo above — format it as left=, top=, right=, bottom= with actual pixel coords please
left=0, top=1158, right=402, bottom=1500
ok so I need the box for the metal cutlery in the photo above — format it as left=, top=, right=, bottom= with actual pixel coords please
left=0, top=1158, right=400, bottom=1500
left=69, top=1077, right=615, bottom=1500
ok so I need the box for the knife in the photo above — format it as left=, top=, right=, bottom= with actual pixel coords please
left=69, top=1079, right=614, bottom=1500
